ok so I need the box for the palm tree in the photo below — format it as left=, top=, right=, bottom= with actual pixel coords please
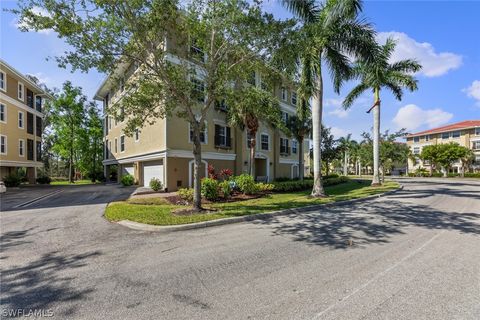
left=281, top=0, right=376, bottom=196
left=337, top=134, right=354, bottom=176
left=343, top=38, right=421, bottom=185
left=287, top=99, right=312, bottom=180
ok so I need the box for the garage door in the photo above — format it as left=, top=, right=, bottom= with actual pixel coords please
left=143, top=163, right=164, bottom=188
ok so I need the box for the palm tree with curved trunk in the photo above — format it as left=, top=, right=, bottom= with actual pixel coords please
left=281, top=0, right=376, bottom=196
left=343, top=38, right=421, bottom=185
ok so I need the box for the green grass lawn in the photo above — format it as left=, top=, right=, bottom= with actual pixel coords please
left=51, top=179, right=100, bottom=186
left=105, top=180, right=399, bottom=226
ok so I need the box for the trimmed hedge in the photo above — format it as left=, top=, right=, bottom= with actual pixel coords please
left=272, top=176, right=349, bottom=192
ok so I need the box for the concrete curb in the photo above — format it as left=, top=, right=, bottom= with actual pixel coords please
left=116, top=184, right=404, bottom=233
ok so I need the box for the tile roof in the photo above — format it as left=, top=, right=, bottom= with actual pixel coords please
left=406, top=120, right=480, bottom=137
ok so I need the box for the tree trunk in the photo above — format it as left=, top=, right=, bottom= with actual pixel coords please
left=69, top=146, right=73, bottom=183
left=372, top=88, right=381, bottom=186
left=298, top=137, right=304, bottom=181
left=248, top=131, right=256, bottom=178
left=343, top=151, right=348, bottom=176
left=192, top=134, right=203, bottom=211
left=311, top=69, right=326, bottom=197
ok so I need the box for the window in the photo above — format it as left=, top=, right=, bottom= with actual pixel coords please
left=27, top=139, right=34, bottom=160
left=18, top=111, right=24, bottom=128
left=425, top=135, right=430, bottom=141
left=261, top=134, right=269, bottom=151
left=0, top=71, right=6, bottom=91
left=26, top=89, right=34, bottom=108
left=473, top=141, right=480, bottom=150
left=247, top=131, right=255, bottom=149
left=215, top=99, right=228, bottom=112
left=35, top=96, right=42, bottom=112
left=280, top=138, right=289, bottom=155
left=191, top=78, right=205, bottom=103
left=190, top=39, right=205, bottom=61
left=452, top=130, right=460, bottom=138
left=36, top=141, right=42, bottom=161
left=475, top=155, right=480, bottom=164
left=0, top=103, right=6, bottom=123
left=413, top=147, right=420, bottom=154
left=109, top=140, right=112, bottom=156
left=476, top=127, right=480, bottom=136
left=291, top=92, right=297, bottom=105
left=18, top=82, right=24, bottom=101
left=114, top=138, right=118, bottom=153
left=292, top=140, right=298, bottom=154
left=214, top=124, right=231, bottom=148
left=413, top=136, right=420, bottom=143
left=281, top=87, right=287, bottom=101
left=189, top=123, right=207, bottom=144
left=135, top=129, right=140, bottom=142
left=120, top=135, right=125, bottom=152
left=19, top=139, right=25, bottom=157
left=282, top=112, right=289, bottom=125
left=0, top=135, right=6, bottom=154
left=442, top=132, right=450, bottom=139
left=36, top=116, right=42, bottom=137
left=27, top=112, right=34, bottom=134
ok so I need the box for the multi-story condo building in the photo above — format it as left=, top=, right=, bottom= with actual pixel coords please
left=405, top=120, right=480, bottom=173
left=0, top=59, right=50, bottom=183
left=96, top=52, right=308, bottom=191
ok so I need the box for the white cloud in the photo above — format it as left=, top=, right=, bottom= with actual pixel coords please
left=393, top=104, right=453, bottom=131
left=328, top=108, right=349, bottom=118
left=14, top=6, right=53, bottom=35
left=325, top=98, right=350, bottom=118
left=330, top=126, right=348, bottom=139
left=463, top=80, right=480, bottom=106
left=377, top=32, right=462, bottom=77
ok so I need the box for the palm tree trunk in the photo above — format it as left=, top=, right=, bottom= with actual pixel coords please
left=372, top=88, right=381, bottom=186
left=343, top=151, right=348, bottom=176
left=248, top=132, right=256, bottom=178
left=311, top=70, right=326, bottom=197
left=298, top=137, right=304, bottom=181
left=192, top=125, right=203, bottom=211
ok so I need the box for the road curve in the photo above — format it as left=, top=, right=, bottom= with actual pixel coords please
left=1, top=179, right=479, bottom=319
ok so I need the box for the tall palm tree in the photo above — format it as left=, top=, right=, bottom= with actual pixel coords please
left=337, top=134, right=353, bottom=176
left=281, top=0, right=376, bottom=196
left=287, top=99, right=312, bottom=180
left=343, top=38, right=421, bottom=185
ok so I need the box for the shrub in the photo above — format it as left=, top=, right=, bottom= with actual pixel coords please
left=256, top=182, right=274, bottom=192
left=149, top=178, right=163, bottom=191
left=447, top=173, right=460, bottom=178
left=201, top=177, right=219, bottom=201
left=274, top=177, right=291, bottom=182
left=464, top=173, right=480, bottom=178
left=207, top=164, right=218, bottom=179
left=219, top=168, right=233, bottom=180
left=219, top=180, right=232, bottom=199
left=235, top=174, right=258, bottom=195
left=3, top=173, right=21, bottom=187
left=271, top=176, right=348, bottom=192
left=121, top=174, right=134, bottom=186
left=324, top=173, right=339, bottom=179
left=431, top=172, right=443, bottom=177
left=36, top=175, right=52, bottom=184
left=178, top=188, right=194, bottom=203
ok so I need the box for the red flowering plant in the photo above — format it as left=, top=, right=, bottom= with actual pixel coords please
left=207, top=164, right=218, bottom=180
left=219, top=168, right=233, bottom=180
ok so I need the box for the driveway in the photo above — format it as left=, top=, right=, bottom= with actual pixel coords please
left=1, top=179, right=479, bottom=319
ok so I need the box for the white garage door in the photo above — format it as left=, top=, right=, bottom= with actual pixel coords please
left=123, top=166, right=134, bottom=176
left=143, top=164, right=164, bottom=188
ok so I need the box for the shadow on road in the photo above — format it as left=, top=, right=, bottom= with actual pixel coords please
left=253, top=198, right=480, bottom=249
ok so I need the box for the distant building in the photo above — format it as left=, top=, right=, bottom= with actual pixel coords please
left=0, top=59, right=51, bottom=183
left=405, top=120, right=480, bottom=173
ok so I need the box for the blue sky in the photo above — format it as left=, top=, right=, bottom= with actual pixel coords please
left=1, top=0, right=479, bottom=140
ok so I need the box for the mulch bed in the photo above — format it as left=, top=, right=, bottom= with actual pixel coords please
left=165, top=191, right=268, bottom=206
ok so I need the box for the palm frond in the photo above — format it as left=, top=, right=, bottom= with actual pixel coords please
left=343, top=82, right=369, bottom=108
left=281, top=0, right=320, bottom=24
left=333, top=18, right=377, bottom=64
left=388, top=71, right=419, bottom=92
left=384, top=81, right=404, bottom=101
left=389, top=59, right=422, bottom=74
left=324, top=46, right=351, bottom=93
left=324, top=0, right=363, bottom=26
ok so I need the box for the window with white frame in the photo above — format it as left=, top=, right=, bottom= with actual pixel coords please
left=0, top=103, right=5, bottom=122
left=292, top=140, right=298, bottom=154
left=282, top=111, right=289, bottom=125
left=189, top=122, right=207, bottom=144
left=281, top=87, right=287, bottom=101
left=135, top=129, right=140, bottom=142
left=0, top=135, right=6, bottom=154
left=280, top=137, right=289, bottom=154
left=0, top=71, right=6, bottom=91
left=473, top=141, right=480, bottom=150
left=114, top=138, right=118, bottom=153
left=120, top=135, right=125, bottom=152
left=476, top=127, right=480, bottom=136
left=261, top=134, right=269, bottom=151
left=413, top=147, right=420, bottom=154
left=452, top=130, right=460, bottom=138
left=441, top=132, right=449, bottom=139
left=413, top=136, right=420, bottom=143
left=18, top=111, right=24, bottom=129
left=291, top=92, right=297, bottom=105
left=247, top=131, right=255, bottom=149
left=19, top=139, right=25, bottom=157
left=425, top=135, right=430, bottom=141
left=18, top=82, right=24, bottom=101
left=214, top=124, right=231, bottom=148
left=191, top=78, right=205, bottom=103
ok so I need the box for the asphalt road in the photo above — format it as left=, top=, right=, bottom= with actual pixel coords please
left=1, top=179, right=479, bottom=319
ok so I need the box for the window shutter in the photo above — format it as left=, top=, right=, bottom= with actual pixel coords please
left=215, top=124, right=220, bottom=146
left=286, top=139, right=289, bottom=154
left=226, top=127, right=231, bottom=148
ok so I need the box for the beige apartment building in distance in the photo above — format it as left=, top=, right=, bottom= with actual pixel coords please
left=0, top=59, right=50, bottom=183
left=405, top=120, right=480, bottom=173
left=96, top=43, right=309, bottom=192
